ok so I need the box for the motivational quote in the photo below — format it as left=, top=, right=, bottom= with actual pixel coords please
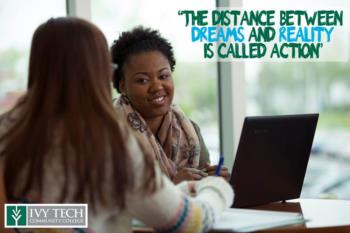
left=177, top=9, right=344, bottom=60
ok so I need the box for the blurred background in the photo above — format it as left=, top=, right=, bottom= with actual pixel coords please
left=0, top=0, right=349, bottom=199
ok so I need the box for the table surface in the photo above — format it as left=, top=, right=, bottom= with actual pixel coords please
left=247, top=198, right=350, bottom=233
left=133, top=198, right=350, bottom=233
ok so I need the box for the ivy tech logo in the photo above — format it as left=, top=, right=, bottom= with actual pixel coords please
left=5, top=205, right=27, bottom=227
left=5, top=204, right=87, bottom=228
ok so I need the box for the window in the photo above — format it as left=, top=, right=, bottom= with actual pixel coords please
left=243, top=0, right=350, bottom=199
left=0, top=0, right=66, bottom=114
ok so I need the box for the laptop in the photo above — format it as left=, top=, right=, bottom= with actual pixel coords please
left=230, top=113, right=319, bottom=208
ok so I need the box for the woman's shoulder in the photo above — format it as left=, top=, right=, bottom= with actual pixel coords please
left=189, top=119, right=201, bottom=133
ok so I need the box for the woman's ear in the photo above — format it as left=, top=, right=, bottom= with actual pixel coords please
left=119, top=79, right=126, bottom=95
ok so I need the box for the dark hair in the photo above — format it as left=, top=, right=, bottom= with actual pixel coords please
left=111, top=26, right=176, bottom=92
left=1, top=17, right=155, bottom=210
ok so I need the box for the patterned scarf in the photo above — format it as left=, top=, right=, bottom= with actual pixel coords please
left=114, top=96, right=200, bottom=179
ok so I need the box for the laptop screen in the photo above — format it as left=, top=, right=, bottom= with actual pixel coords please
left=231, top=114, right=318, bottom=207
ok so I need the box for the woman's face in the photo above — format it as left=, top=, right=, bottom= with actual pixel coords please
left=120, top=51, right=174, bottom=119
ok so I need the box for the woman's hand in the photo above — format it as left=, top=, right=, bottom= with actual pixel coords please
left=202, top=163, right=231, bottom=182
left=173, top=168, right=208, bottom=184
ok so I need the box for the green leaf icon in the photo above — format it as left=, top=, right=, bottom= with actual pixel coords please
left=7, top=205, right=26, bottom=226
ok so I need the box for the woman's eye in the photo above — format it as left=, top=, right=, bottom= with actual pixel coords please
left=160, top=74, right=170, bottom=80
left=136, top=78, right=148, bottom=84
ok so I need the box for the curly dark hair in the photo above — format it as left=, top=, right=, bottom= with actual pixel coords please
left=111, top=26, right=176, bottom=92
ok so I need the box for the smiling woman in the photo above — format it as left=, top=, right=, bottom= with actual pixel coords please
left=111, top=27, right=230, bottom=183
left=120, top=51, right=174, bottom=120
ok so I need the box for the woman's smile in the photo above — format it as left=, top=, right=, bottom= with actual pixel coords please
left=149, top=93, right=166, bottom=105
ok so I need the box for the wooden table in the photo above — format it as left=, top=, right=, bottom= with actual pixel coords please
left=133, top=199, right=350, bottom=233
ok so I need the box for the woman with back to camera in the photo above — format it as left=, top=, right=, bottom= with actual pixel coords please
left=0, top=17, right=233, bottom=233
left=111, top=26, right=230, bottom=184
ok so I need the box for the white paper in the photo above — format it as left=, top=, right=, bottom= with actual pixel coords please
left=213, top=208, right=306, bottom=232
